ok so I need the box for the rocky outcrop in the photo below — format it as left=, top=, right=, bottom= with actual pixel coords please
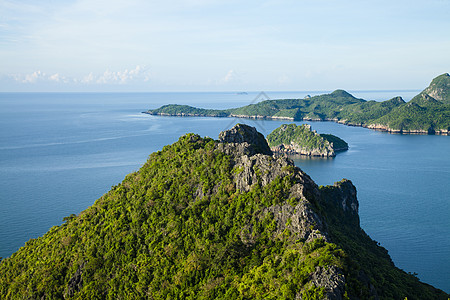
left=365, top=123, right=433, bottom=135
left=218, top=124, right=358, bottom=299
left=320, top=179, right=359, bottom=227
left=307, top=266, right=346, bottom=300
left=420, top=73, right=450, bottom=103
left=219, top=123, right=272, bottom=156
left=272, top=143, right=335, bottom=157
left=64, top=262, right=85, bottom=299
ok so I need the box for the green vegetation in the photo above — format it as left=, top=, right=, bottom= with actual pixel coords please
left=146, top=104, right=229, bottom=117
left=0, top=134, right=343, bottom=299
left=146, top=74, right=450, bottom=134
left=0, top=131, right=448, bottom=299
left=267, top=124, right=348, bottom=156
left=319, top=182, right=448, bottom=299
left=320, top=134, right=348, bottom=151
left=411, top=73, right=450, bottom=104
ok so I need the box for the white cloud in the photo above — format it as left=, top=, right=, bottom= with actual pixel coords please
left=48, top=73, right=68, bottom=83
left=10, top=70, right=67, bottom=83
left=221, top=69, right=245, bottom=85
left=11, top=70, right=48, bottom=83
left=223, top=70, right=235, bottom=83
left=81, top=72, right=95, bottom=84
left=96, top=65, right=150, bottom=84
left=9, top=65, right=151, bottom=86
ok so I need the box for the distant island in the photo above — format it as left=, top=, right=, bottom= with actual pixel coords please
left=144, top=73, right=450, bottom=135
left=267, top=124, right=348, bottom=157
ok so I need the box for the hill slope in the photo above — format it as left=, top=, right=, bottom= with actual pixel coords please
left=411, top=73, right=450, bottom=104
left=145, top=74, right=450, bottom=135
left=0, top=124, right=448, bottom=299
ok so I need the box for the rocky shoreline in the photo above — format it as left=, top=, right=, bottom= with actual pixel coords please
left=270, top=143, right=336, bottom=157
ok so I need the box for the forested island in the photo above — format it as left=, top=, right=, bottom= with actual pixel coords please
left=145, top=73, right=450, bottom=135
left=1, top=124, right=448, bottom=299
left=267, top=124, right=348, bottom=157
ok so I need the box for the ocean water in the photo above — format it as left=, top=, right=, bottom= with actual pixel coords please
left=0, top=91, right=449, bottom=293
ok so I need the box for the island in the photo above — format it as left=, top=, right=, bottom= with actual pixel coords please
left=267, top=123, right=348, bottom=157
left=0, top=124, right=448, bottom=299
left=144, top=73, right=450, bottom=135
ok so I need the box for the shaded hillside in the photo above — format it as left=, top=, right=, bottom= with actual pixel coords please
left=0, top=124, right=448, bottom=299
left=145, top=74, right=450, bottom=135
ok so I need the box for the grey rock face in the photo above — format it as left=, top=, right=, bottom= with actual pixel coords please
left=219, top=124, right=272, bottom=156
left=272, top=143, right=335, bottom=157
left=307, top=266, right=346, bottom=300
left=64, top=262, right=85, bottom=299
left=331, top=179, right=359, bottom=222
left=216, top=126, right=366, bottom=299
left=265, top=201, right=329, bottom=243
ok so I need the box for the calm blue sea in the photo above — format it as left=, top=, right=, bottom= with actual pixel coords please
left=1, top=91, right=449, bottom=293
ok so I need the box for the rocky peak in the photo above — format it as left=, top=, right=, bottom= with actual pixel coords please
left=319, top=179, right=360, bottom=227
left=331, top=179, right=358, bottom=216
left=218, top=123, right=272, bottom=156
left=417, top=73, right=450, bottom=104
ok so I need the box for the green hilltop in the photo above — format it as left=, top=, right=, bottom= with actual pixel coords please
left=0, top=124, right=448, bottom=299
left=145, top=74, right=450, bottom=135
left=412, top=73, right=450, bottom=104
left=267, top=124, right=348, bottom=157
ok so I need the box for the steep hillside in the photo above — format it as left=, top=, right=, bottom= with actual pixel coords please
left=0, top=124, right=447, bottom=299
left=411, top=73, right=450, bottom=104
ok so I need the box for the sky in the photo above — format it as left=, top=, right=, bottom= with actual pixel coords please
left=1, top=0, right=449, bottom=92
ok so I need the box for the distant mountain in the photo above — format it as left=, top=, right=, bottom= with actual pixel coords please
left=145, top=74, right=450, bottom=135
left=0, top=124, right=448, bottom=299
left=267, top=124, right=348, bottom=157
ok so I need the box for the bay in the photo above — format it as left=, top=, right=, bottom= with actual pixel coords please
left=0, top=91, right=448, bottom=293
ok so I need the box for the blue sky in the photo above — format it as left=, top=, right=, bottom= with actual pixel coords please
left=1, top=0, right=449, bottom=92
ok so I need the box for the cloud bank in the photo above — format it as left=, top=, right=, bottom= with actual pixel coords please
left=9, top=65, right=151, bottom=85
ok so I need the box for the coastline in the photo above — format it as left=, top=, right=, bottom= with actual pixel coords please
left=142, top=111, right=449, bottom=136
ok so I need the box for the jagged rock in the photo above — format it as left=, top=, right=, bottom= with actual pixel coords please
left=320, top=179, right=359, bottom=227
left=218, top=129, right=354, bottom=298
left=64, top=262, right=85, bottom=299
left=218, top=123, right=272, bottom=156
left=264, top=201, right=329, bottom=243
left=421, top=73, right=450, bottom=103
left=332, top=180, right=358, bottom=216
left=307, top=266, right=346, bottom=300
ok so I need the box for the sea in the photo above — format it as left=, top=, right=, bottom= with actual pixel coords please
left=0, top=91, right=449, bottom=293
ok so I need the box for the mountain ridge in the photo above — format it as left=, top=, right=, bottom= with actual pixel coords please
left=145, top=74, right=450, bottom=135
